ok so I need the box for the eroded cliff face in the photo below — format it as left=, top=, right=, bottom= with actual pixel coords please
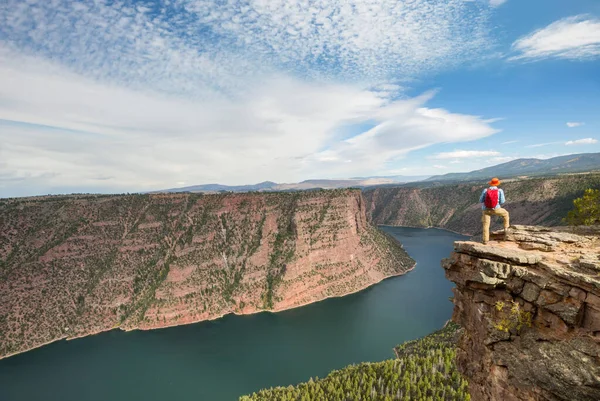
left=0, top=190, right=413, bottom=359
left=364, top=174, right=600, bottom=234
left=443, top=225, right=600, bottom=401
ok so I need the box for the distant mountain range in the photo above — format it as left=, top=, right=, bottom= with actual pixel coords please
left=155, top=152, right=600, bottom=194
left=156, top=175, right=430, bottom=193
left=426, top=152, right=600, bottom=183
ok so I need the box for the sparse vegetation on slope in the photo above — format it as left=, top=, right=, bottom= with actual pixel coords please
left=240, top=322, right=468, bottom=401
left=0, top=189, right=413, bottom=359
left=425, top=152, right=600, bottom=183
left=364, top=173, right=600, bottom=234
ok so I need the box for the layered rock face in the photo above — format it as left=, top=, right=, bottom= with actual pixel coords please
left=443, top=225, right=600, bottom=401
left=364, top=173, right=600, bottom=234
left=0, top=190, right=413, bottom=359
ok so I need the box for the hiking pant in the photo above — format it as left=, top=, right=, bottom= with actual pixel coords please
left=482, top=208, right=510, bottom=243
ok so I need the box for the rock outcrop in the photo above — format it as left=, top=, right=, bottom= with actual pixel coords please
left=443, top=225, right=600, bottom=401
left=0, top=190, right=413, bottom=359
left=364, top=173, right=600, bottom=234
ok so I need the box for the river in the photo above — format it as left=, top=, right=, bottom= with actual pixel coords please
left=0, top=227, right=466, bottom=401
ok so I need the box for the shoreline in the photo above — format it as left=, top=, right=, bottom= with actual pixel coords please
left=0, top=261, right=417, bottom=361
left=377, top=224, right=472, bottom=237
left=127, top=261, right=418, bottom=333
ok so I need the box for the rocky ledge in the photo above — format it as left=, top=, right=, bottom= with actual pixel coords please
left=443, top=225, right=600, bottom=401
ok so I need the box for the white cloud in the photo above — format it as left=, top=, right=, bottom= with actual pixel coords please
left=0, top=0, right=497, bottom=86
left=489, top=0, right=507, bottom=7
left=181, top=0, right=496, bottom=80
left=566, top=122, right=585, bottom=128
left=0, top=0, right=503, bottom=197
left=502, top=140, right=519, bottom=145
left=565, top=138, right=598, bottom=146
left=433, top=165, right=447, bottom=169
left=526, top=141, right=563, bottom=148
left=510, top=16, right=600, bottom=61
left=0, top=48, right=500, bottom=197
left=430, top=150, right=501, bottom=159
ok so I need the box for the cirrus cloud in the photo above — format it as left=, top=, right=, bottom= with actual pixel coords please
left=489, top=0, right=508, bottom=7
left=0, top=0, right=503, bottom=197
left=510, top=15, right=600, bottom=61
left=0, top=0, right=498, bottom=87
left=0, top=47, right=500, bottom=197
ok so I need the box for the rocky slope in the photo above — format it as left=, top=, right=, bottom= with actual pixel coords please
left=443, top=225, right=600, bottom=400
left=0, top=189, right=413, bottom=359
left=364, top=173, right=600, bottom=235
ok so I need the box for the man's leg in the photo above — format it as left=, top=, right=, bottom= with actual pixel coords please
left=494, top=208, right=510, bottom=230
left=482, top=211, right=491, bottom=244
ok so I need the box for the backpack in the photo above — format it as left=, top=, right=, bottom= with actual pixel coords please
left=484, top=188, right=499, bottom=209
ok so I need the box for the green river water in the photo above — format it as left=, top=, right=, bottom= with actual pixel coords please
left=0, top=226, right=466, bottom=401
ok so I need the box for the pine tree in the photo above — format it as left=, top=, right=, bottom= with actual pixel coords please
left=565, top=189, right=600, bottom=226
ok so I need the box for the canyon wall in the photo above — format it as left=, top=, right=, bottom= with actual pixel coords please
left=443, top=225, right=600, bottom=400
left=0, top=189, right=413, bottom=359
left=364, top=174, right=600, bottom=235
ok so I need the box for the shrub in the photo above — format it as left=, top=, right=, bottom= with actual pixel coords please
left=565, top=189, right=600, bottom=226
left=494, top=301, right=531, bottom=334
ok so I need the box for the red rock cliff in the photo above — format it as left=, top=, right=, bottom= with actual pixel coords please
left=443, top=225, right=600, bottom=401
left=0, top=189, right=413, bottom=359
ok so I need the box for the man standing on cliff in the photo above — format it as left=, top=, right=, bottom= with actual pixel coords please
left=480, top=177, right=510, bottom=245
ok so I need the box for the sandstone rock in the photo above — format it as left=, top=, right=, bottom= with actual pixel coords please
left=478, top=258, right=511, bottom=279
left=579, top=256, right=600, bottom=272
left=473, top=272, right=504, bottom=286
left=539, top=260, right=600, bottom=291
left=519, top=242, right=555, bottom=252
left=544, top=297, right=584, bottom=326
left=506, top=277, right=525, bottom=294
left=509, top=225, right=591, bottom=245
left=583, top=305, right=600, bottom=332
left=535, top=309, right=570, bottom=335
left=569, top=286, right=587, bottom=301
left=474, top=291, right=496, bottom=305
left=536, top=289, right=562, bottom=306
left=512, top=265, right=551, bottom=288
left=521, top=282, right=541, bottom=303
left=455, top=241, right=543, bottom=265
left=586, top=292, right=600, bottom=309
left=485, top=327, right=511, bottom=345
left=547, top=281, right=571, bottom=297
left=445, top=225, right=600, bottom=401
left=475, top=290, right=513, bottom=306
left=491, top=333, right=600, bottom=401
left=515, top=296, right=536, bottom=313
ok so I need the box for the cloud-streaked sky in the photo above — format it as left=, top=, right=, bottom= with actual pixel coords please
left=1, top=0, right=599, bottom=197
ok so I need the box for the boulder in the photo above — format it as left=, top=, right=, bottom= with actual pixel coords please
left=544, top=297, right=584, bottom=326
left=521, top=282, right=541, bottom=303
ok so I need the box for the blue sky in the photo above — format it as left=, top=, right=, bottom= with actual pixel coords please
left=0, top=0, right=599, bottom=197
